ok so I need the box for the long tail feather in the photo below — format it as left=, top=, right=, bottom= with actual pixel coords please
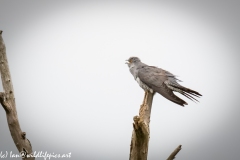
left=172, top=84, right=202, bottom=96
left=165, top=81, right=202, bottom=103
left=181, top=92, right=199, bottom=102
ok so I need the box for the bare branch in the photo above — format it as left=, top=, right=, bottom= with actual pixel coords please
left=0, top=30, right=34, bottom=160
left=167, top=145, right=182, bottom=160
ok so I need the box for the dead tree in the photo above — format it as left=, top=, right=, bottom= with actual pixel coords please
left=129, top=91, right=182, bottom=160
left=0, top=30, right=34, bottom=160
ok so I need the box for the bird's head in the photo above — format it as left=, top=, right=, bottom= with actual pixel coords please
left=125, top=57, right=141, bottom=67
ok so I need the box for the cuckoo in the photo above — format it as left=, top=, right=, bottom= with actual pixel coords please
left=126, top=57, right=202, bottom=106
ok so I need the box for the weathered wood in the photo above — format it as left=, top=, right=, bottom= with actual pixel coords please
left=129, top=90, right=182, bottom=160
left=129, top=91, right=154, bottom=160
left=0, top=30, right=34, bottom=160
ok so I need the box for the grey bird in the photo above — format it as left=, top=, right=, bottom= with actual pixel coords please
left=126, top=57, right=202, bottom=106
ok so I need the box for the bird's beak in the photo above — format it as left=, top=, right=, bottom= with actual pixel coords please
left=125, top=60, right=129, bottom=64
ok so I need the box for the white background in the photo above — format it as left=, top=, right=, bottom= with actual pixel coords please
left=0, top=1, right=240, bottom=159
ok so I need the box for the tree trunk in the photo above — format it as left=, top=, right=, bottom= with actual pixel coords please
left=0, top=30, right=34, bottom=160
left=129, top=91, right=154, bottom=160
left=129, top=91, right=182, bottom=160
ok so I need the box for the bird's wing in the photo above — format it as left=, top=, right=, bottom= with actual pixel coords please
left=137, top=66, right=187, bottom=106
left=137, top=66, right=178, bottom=87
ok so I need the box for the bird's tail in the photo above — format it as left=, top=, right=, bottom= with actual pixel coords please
left=165, top=82, right=202, bottom=102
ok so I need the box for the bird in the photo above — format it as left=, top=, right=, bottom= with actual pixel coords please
left=126, top=57, right=202, bottom=106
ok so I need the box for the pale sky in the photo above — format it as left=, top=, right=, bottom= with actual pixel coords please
left=0, top=1, right=240, bottom=160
